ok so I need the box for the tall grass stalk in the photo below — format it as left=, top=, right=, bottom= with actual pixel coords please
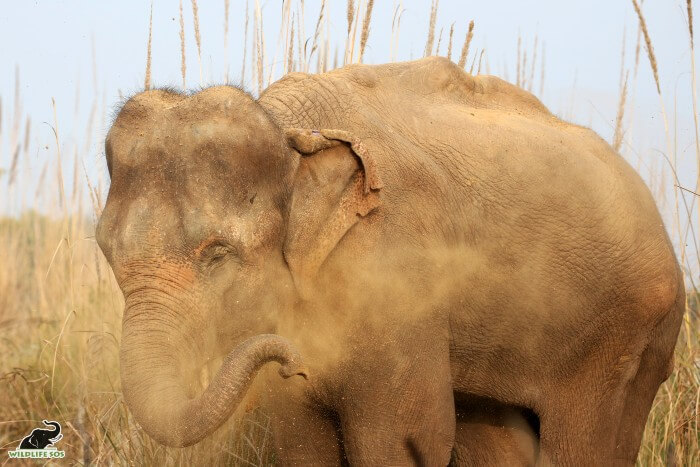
left=359, top=0, right=374, bottom=62
left=687, top=0, right=700, bottom=257
left=180, top=0, right=187, bottom=89
left=307, top=0, right=326, bottom=71
left=516, top=32, right=522, bottom=87
left=283, top=2, right=293, bottom=74
left=613, top=34, right=629, bottom=153
left=528, top=34, right=538, bottom=91
left=446, top=23, right=454, bottom=61
left=351, top=0, right=365, bottom=64
left=424, top=0, right=438, bottom=58
left=613, top=72, right=629, bottom=153
left=346, top=0, right=355, bottom=65
left=269, top=0, right=293, bottom=84
left=287, top=14, right=295, bottom=73
left=191, top=0, right=203, bottom=86
left=539, top=42, right=546, bottom=98
left=457, top=20, right=474, bottom=69
left=50, top=98, right=66, bottom=216
left=435, top=27, right=443, bottom=56
left=240, top=0, right=249, bottom=87
left=144, top=2, right=153, bottom=91
left=253, top=0, right=264, bottom=93
left=390, top=1, right=404, bottom=62
left=224, top=0, right=230, bottom=82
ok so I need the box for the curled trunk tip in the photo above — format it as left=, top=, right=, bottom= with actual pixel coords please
left=120, top=327, right=307, bottom=447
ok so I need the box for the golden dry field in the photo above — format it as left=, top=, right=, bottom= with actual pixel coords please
left=0, top=1, right=698, bottom=465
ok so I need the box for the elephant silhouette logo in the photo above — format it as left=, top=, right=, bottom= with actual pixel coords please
left=7, top=420, right=65, bottom=459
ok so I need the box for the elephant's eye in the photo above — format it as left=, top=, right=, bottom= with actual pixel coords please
left=199, top=241, right=236, bottom=269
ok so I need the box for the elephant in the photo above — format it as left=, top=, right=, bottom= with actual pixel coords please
left=19, top=420, right=62, bottom=450
left=96, top=57, right=684, bottom=466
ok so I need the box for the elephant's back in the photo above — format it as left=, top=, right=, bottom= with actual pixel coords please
left=259, top=56, right=627, bottom=212
left=260, top=56, right=552, bottom=125
left=260, top=58, right=670, bottom=261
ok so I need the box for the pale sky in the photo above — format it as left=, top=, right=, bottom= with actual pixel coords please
left=1, top=0, right=698, bottom=272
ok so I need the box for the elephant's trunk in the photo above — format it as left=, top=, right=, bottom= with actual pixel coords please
left=119, top=302, right=307, bottom=447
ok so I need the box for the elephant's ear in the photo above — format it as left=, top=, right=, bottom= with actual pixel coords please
left=283, top=129, right=383, bottom=300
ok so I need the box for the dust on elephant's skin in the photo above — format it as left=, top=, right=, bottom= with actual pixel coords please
left=96, top=57, right=684, bottom=465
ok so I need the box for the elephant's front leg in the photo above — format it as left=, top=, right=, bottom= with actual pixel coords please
left=339, top=340, right=456, bottom=466
left=264, top=371, right=345, bottom=466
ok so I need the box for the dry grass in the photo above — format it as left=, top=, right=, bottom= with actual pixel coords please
left=0, top=1, right=698, bottom=465
left=254, top=0, right=265, bottom=92
left=446, top=23, right=454, bottom=61
left=144, top=2, right=153, bottom=91
left=359, top=0, right=375, bottom=62
left=180, top=0, right=187, bottom=89
left=50, top=98, right=66, bottom=215
left=457, top=20, right=474, bottom=69
left=527, top=34, right=538, bottom=91
left=613, top=34, right=629, bottom=153
left=307, top=0, right=326, bottom=71
left=687, top=0, right=700, bottom=243
left=287, top=20, right=295, bottom=74
left=389, top=1, right=404, bottom=62
left=240, top=0, right=249, bottom=87
left=224, top=0, right=230, bottom=82
left=345, top=0, right=355, bottom=64
left=613, top=72, right=629, bottom=153
left=191, top=0, right=203, bottom=86
left=424, top=0, right=439, bottom=57
left=347, top=0, right=360, bottom=64
left=631, top=0, right=660, bottom=94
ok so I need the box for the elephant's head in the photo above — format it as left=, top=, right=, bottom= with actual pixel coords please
left=96, top=86, right=381, bottom=446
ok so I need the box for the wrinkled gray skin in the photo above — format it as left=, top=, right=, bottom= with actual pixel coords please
left=97, top=57, right=684, bottom=466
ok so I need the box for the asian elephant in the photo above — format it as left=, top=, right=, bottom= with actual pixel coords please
left=96, top=57, right=684, bottom=466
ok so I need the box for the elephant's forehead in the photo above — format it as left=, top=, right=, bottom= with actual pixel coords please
left=106, top=115, right=276, bottom=220
left=106, top=86, right=285, bottom=176
left=112, top=86, right=269, bottom=133
left=109, top=117, right=271, bottom=170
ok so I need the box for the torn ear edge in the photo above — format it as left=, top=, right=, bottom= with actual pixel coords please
left=283, top=128, right=384, bottom=300
left=284, top=128, right=383, bottom=193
